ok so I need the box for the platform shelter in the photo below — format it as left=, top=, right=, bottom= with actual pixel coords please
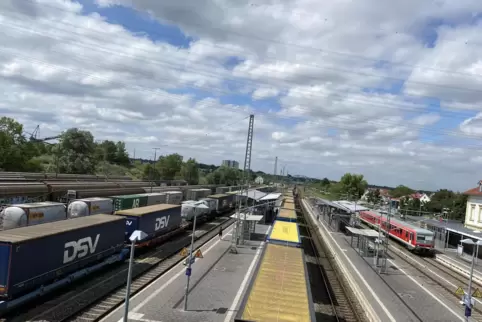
left=230, top=212, right=264, bottom=244
left=346, top=227, right=381, bottom=257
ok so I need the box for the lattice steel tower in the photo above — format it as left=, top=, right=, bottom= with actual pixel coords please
left=231, top=114, right=255, bottom=253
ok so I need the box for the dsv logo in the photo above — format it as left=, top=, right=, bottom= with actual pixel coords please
left=63, top=235, right=100, bottom=264
left=155, top=215, right=170, bottom=231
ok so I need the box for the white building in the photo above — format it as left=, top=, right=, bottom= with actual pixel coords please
left=464, top=182, right=482, bottom=230
left=254, top=176, right=264, bottom=184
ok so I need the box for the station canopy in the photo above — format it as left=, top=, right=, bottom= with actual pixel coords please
left=238, top=189, right=267, bottom=201
left=346, top=226, right=380, bottom=238
left=260, top=193, right=282, bottom=201
left=230, top=213, right=264, bottom=221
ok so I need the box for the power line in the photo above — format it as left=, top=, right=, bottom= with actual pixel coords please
left=11, top=0, right=482, bottom=80
left=2, top=8, right=482, bottom=108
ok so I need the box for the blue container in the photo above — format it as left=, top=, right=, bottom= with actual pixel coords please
left=114, top=204, right=182, bottom=242
left=0, top=214, right=126, bottom=300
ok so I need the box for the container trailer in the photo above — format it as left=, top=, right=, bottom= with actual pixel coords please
left=141, top=192, right=167, bottom=205
left=114, top=204, right=182, bottom=242
left=0, top=202, right=67, bottom=230
left=0, top=214, right=126, bottom=300
left=67, top=197, right=113, bottom=218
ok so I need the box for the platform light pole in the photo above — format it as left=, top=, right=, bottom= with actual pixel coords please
left=124, top=230, right=147, bottom=322
left=184, top=203, right=209, bottom=311
left=460, top=238, right=482, bottom=321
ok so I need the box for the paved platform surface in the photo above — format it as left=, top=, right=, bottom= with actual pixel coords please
left=101, top=222, right=270, bottom=322
left=304, top=200, right=467, bottom=322
left=437, top=248, right=482, bottom=276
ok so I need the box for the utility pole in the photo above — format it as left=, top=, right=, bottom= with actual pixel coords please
left=232, top=114, right=254, bottom=254
left=274, top=156, right=278, bottom=187
left=150, top=148, right=161, bottom=193
left=382, top=201, right=392, bottom=273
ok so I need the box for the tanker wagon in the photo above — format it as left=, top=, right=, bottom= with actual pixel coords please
left=114, top=204, right=183, bottom=246
left=0, top=202, right=66, bottom=230
left=0, top=214, right=126, bottom=300
left=67, top=197, right=113, bottom=218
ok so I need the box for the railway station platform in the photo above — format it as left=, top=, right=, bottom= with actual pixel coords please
left=100, top=222, right=271, bottom=322
left=303, top=199, right=468, bottom=322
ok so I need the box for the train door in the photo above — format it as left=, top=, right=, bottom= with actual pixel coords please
left=409, top=232, right=414, bottom=245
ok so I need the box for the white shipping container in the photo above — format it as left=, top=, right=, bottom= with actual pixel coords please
left=181, top=200, right=210, bottom=221
left=0, top=202, right=67, bottom=230
left=143, top=193, right=167, bottom=205
left=165, top=191, right=183, bottom=205
left=68, top=197, right=113, bottom=218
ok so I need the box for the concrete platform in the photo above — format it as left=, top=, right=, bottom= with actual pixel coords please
left=100, top=222, right=271, bottom=322
left=303, top=199, right=467, bottom=322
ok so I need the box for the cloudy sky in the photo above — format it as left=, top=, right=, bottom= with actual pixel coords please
left=1, top=0, right=482, bottom=191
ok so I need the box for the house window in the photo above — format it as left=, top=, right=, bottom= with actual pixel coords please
left=471, top=205, right=476, bottom=221
left=479, top=206, right=482, bottom=223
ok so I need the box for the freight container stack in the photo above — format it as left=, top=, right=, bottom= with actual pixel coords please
left=67, top=197, right=113, bottom=218
left=114, top=204, right=182, bottom=242
left=164, top=191, right=183, bottom=204
left=0, top=202, right=67, bottom=230
left=0, top=214, right=126, bottom=299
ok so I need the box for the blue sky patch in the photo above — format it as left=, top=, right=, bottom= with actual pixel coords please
left=79, top=0, right=194, bottom=48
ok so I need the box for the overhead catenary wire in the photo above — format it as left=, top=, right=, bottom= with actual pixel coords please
left=10, top=0, right=482, bottom=80
left=2, top=44, right=481, bottom=146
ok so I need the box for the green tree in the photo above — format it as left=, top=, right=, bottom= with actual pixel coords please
left=321, top=177, right=331, bottom=186
left=143, top=163, right=160, bottom=182
left=114, top=141, right=130, bottom=166
left=366, top=189, right=382, bottom=204
left=58, top=128, right=97, bottom=174
left=0, top=117, right=42, bottom=171
left=181, top=158, right=200, bottom=185
left=98, top=140, right=117, bottom=163
left=156, top=153, right=183, bottom=180
left=390, top=185, right=414, bottom=198
left=339, top=173, right=368, bottom=199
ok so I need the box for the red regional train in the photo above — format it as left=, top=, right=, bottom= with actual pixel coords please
left=359, top=210, right=435, bottom=256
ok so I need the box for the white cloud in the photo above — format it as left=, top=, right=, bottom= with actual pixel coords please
left=2, top=0, right=482, bottom=191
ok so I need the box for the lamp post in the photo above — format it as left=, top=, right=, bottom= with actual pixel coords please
left=184, top=202, right=209, bottom=311
left=124, top=230, right=147, bottom=322
left=460, top=238, right=482, bottom=321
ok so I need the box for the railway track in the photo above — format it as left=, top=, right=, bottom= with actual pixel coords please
left=388, top=244, right=482, bottom=321
left=297, top=198, right=362, bottom=322
left=1, top=216, right=234, bottom=322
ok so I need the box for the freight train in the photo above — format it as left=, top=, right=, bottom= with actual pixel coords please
left=0, top=179, right=251, bottom=205
left=0, top=184, right=272, bottom=231
left=0, top=192, right=241, bottom=313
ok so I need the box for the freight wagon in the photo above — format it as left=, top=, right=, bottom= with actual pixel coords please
left=0, top=214, right=126, bottom=300
left=181, top=201, right=210, bottom=223
left=207, top=194, right=235, bottom=214
left=0, top=202, right=66, bottom=230
left=114, top=204, right=183, bottom=245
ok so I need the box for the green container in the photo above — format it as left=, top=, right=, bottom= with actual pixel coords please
left=110, top=194, right=148, bottom=211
